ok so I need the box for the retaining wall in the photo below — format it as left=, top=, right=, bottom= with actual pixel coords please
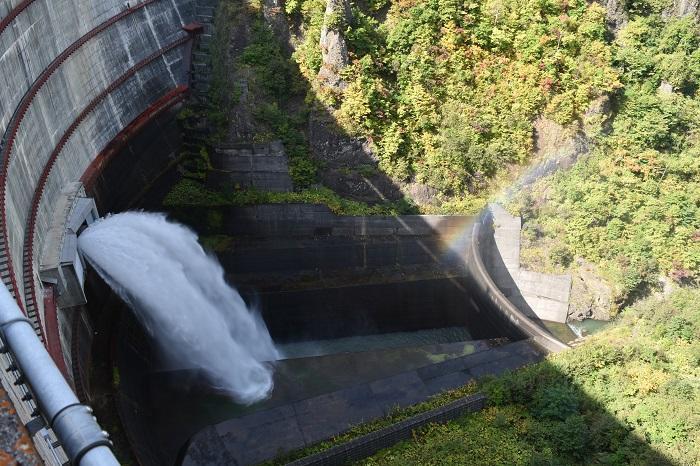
left=467, top=218, right=569, bottom=353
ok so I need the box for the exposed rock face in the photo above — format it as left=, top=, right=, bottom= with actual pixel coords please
left=309, top=113, right=404, bottom=203
left=568, top=260, right=613, bottom=321
left=263, top=0, right=293, bottom=54
left=318, top=0, right=352, bottom=89
left=507, top=95, right=611, bottom=198
left=664, top=0, right=700, bottom=18
left=504, top=116, right=591, bottom=200
left=658, top=80, right=675, bottom=95
left=533, top=117, right=589, bottom=165
left=602, top=0, right=628, bottom=35
left=405, top=182, right=439, bottom=207
left=583, top=95, right=613, bottom=136
left=227, top=11, right=257, bottom=141
left=603, top=0, right=699, bottom=34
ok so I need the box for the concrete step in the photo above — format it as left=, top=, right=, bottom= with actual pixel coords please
left=206, top=171, right=293, bottom=193
left=209, top=156, right=289, bottom=172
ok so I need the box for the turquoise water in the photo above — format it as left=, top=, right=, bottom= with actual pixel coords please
left=542, top=319, right=612, bottom=344
left=278, top=326, right=473, bottom=359
left=542, top=321, right=578, bottom=343
left=568, top=319, right=612, bottom=337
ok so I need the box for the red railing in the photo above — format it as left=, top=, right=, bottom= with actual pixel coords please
left=0, top=0, right=38, bottom=38
left=81, top=85, right=189, bottom=190
left=41, top=284, right=70, bottom=381
left=21, top=34, right=192, bottom=347
left=0, top=0, right=162, bottom=313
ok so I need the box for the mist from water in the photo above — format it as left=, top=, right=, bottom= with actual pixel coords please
left=77, top=212, right=279, bottom=404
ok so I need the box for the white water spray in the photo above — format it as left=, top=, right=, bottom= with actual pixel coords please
left=77, top=212, right=279, bottom=404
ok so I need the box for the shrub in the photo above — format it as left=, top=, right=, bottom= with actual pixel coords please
left=531, top=384, right=580, bottom=420
left=550, top=246, right=574, bottom=267
left=663, top=317, right=696, bottom=343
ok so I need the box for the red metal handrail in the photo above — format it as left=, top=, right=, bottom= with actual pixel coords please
left=80, top=85, right=189, bottom=191
left=0, top=0, right=163, bottom=316
left=0, top=0, right=38, bottom=38
left=21, top=34, right=191, bottom=349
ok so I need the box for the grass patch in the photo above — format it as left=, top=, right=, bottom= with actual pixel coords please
left=164, top=179, right=417, bottom=216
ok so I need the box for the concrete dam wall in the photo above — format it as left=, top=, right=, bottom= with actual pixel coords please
left=0, top=0, right=200, bottom=367
left=0, top=0, right=210, bottom=461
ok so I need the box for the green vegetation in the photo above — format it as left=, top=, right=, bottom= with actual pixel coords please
left=189, top=0, right=700, bottom=299
left=165, top=1, right=700, bottom=464
left=164, top=178, right=416, bottom=216
left=286, top=0, right=327, bottom=81
left=270, top=288, right=700, bottom=465
left=265, top=382, right=481, bottom=465
left=291, top=0, right=619, bottom=200
left=209, top=1, right=321, bottom=187
left=171, top=0, right=420, bottom=215
left=168, top=2, right=700, bottom=463
left=511, top=11, right=700, bottom=304
left=367, top=288, right=700, bottom=465
left=280, top=0, right=700, bottom=300
left=189, top=0, right=700, bottom=300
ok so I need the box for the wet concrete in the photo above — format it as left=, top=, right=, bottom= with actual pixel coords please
left=180, top=339, right=543, bottom=465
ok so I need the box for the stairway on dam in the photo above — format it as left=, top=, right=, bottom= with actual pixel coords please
left=206, top=141, right=294, bottom=193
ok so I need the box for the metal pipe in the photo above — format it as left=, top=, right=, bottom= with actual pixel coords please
left=0, top=282, right=119, bottom=465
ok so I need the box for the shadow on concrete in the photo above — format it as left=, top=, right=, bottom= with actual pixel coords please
left=79, top=191, right=678, bottom=466
left=277, top=356, right=678, bottom=466
left=83, top=166, right=680, bottom=466
left=479, top=209, right=548, bottom=329
left=76, top=4, right=678, bottom=466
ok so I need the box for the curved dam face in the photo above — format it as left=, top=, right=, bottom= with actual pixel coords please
left=0, top=0, right=199, bottom=375
left=0, top=0, right=205, bottom=462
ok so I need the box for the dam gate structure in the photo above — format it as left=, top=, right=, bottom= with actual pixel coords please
left=0, top=0, right=212, bottom=462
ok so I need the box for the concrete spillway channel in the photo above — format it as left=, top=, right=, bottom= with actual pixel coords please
left=0, top=0, right=567, bottom=464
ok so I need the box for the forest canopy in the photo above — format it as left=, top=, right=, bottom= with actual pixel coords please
left=285, top=0, right=700, bottom=298
left=291, top=0, right=620, bottom=194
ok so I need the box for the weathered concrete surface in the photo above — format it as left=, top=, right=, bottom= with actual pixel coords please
left=0, top=0, right=197, bottom=463
left=191, top=204, right=481, bottom=306
left=485, top=204, right=571, bottom=323
left=181, top=339, right=543, bottom=466
left=0, top=0, right=194, bottom=379
left=207, top=140, right=293, bottom=192
left=255, top=277, right=502, bottom=342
